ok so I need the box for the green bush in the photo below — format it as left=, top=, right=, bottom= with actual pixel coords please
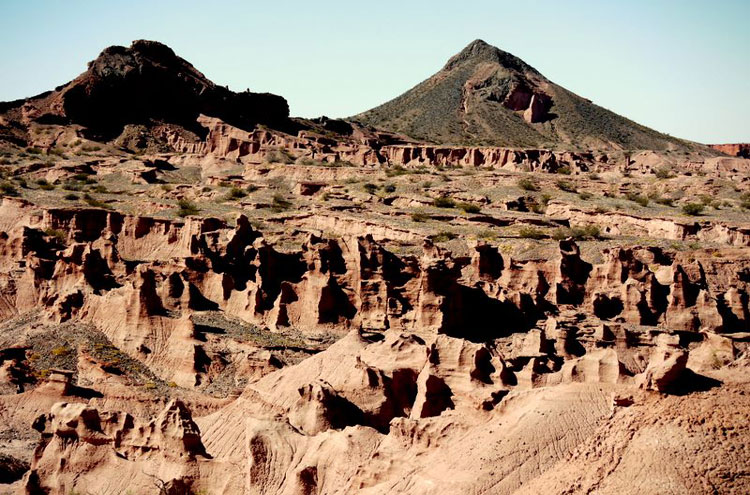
left=517, top=178, right=539, bottom=191
left=457, top=201, right=481, bottom=214
left=271, top=194, right=292, bottom=212
left=577, top=191, right=593, bottom=200
left=363, top=183, right=379, bottom=194
left=176, top=198, right=199, bottom=217
left=518, top=227, right=545, bottom=239
left=432, top=231, right=457, bottom=243
left=411, top=212, right=430, bottom=222
left=625, top=192, right=649, bottom=207
left=44, top=228, right=67, bottom=244
left=433, top=196, right=456, bottom=208
left=556, top=180, right=577, bottom=193
left=654, top=166, right=674, bottom=179
left=0, top=182, right=19, bottom=197
left=36, top=179, right=55, bottom=190
left=555, top=165, right=572, bottom=175
left=226, top=187, right=247, bottom=200
left=264, top=149, right=294, bottom=164
left=529, top=193, right=552, bottom=214
left=682, top=203, right=704, bottom=216
left=51, top=346, right=69, bottom=356
left=385, top=165, right=411, bottom=177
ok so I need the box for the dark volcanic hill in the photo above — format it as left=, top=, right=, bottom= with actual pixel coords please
left=0, top=40, right=290, bottom=141
left=354, top=39, right=693, bottom=151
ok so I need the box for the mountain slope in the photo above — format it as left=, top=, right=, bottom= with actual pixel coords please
left=354, top=40, right=693, bottom=151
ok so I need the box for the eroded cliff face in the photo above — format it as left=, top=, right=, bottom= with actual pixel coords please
left=709, top=143, right=750, bottom=159
left=0, top=196, right=747, bottom=494
left=0, top=38, right=748, bottom=495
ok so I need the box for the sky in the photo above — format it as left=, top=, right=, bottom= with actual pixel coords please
left=0, top=0, right=748, bottom=143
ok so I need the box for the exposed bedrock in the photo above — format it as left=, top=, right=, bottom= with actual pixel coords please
left=0, top=197, right=747, bottom=392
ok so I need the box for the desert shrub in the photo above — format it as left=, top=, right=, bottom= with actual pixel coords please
left=697, top=194, right=721, bottom=209
left=682, top=203, right=704, bottom=216
left=517, top=178, right=539, bottom=191
left=51, top=346, right=69, bottom=356
left=422, top=181, right=433, bottom=189
left=245, top=184, right=259, bottom=193
left=64, top=193, right=79, bottom=201
left=0, top=182, right=19, bottom=196
left=589, top=172, right=601, bottom=180
left=383, top=184, right=396, bottom=193
left=91, top=185, right=107, bottom=193
left=431, top=231, right=457, bottom=243
left=176, top=199, right=199, bottom=217
left=654, top=196, right=674, bottom=207
left=83, top=195, right=109, bottom=208
left=410, top=212, right=430, bottom=222
left=654, top=166, right=674, bottom=179
left=48, top=147, right=66, bottom=158
left=433, top=196, right=456, bottom=208
left=226, top=187, right=247, bottom=200
left=271, top=194, right=292, bottom=212
left=44, top=228, right=67, bottom=245
left=81, top=144, right=102, bottom=152
left=518, top=226, right=545, bottom=239
left=577, top=191, right=593, bottom=200
left=296, top=157, right=320, bottom=166
left=555, top=166, right=572, bottom=175
left=385, top=165, right=410, bottom=177
left=264, top=149, right=294, bottom=164
left=740, top=193, right=750, bottom=210
left=26, top=147, right=42, bottom=155
left=36, top=179, right=55, bottom=190
left=556, top=180, right=577, bottom=193
left=363, top=183, right=379, bottom=194
left=457, top=201, right=481, bottom=214
left=16, top=178, right=27, bottom=188
left=72, top=173, right=97, bottom=184
left=529, top=193, right=552, bottom=214
left=625, top=192, right=649, bottom=207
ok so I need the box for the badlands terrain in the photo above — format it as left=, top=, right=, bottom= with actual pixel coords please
left=0, top=39, right=748, bottom=494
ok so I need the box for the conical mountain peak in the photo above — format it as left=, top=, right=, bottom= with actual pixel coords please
left=443, top=39, right=537, bottom=74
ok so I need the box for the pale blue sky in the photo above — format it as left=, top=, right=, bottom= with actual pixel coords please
left=1, top=0, right=748, bottom=143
